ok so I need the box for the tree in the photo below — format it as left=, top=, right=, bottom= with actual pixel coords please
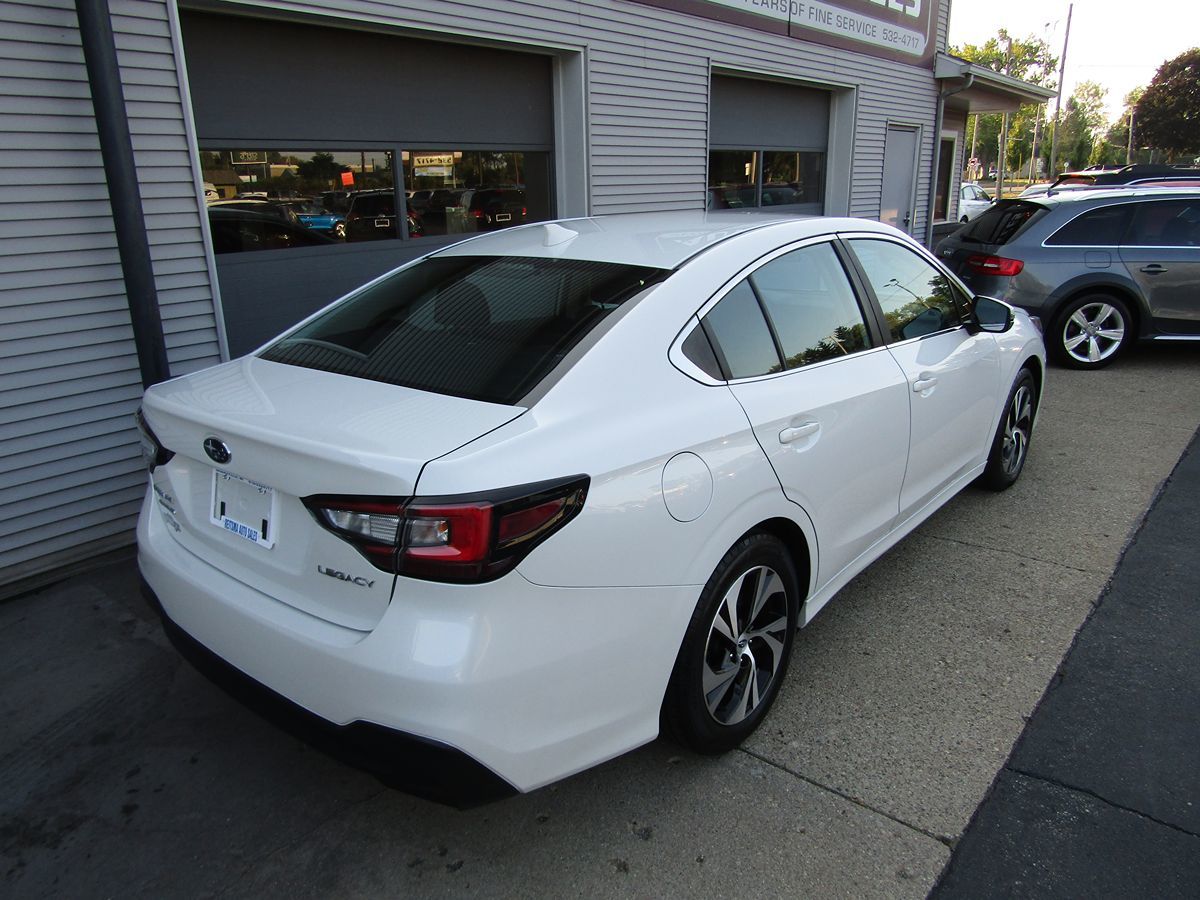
left=951, top=31, right=1058, bottom=177
left=1133, top=48, right=1200, bottom=159
left=1091, top=88, right=1146, bottom=166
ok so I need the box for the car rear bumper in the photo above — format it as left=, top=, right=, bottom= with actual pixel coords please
left=137, top=490, right=697, bottom=799
left=141, top=575, right=516, bottom=807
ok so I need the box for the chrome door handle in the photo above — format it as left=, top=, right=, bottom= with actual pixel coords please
left=912, top=375, right=938, bottom=392
left=779, top=422, right=820, bottom=443
left=1139, top=264, right=1167, bottom=274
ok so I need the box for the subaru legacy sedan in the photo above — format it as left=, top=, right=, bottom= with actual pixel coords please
left=137, top=211, right=1045, bottom=805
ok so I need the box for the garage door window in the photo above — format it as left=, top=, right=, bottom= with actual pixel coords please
left=708, top=150, right=824, bottom=211
left=199, top=147, right=552, bottom=253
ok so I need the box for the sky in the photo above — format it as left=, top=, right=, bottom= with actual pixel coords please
left=947, top=0, right=1200, bottom=123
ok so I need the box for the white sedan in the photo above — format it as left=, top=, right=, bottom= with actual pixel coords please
left=137, top=211, right=1045, bottom=805
left=959, top=182, right=994, bottom=221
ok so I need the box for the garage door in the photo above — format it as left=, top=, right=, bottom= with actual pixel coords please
left=708, top=75, right=829, bottom=214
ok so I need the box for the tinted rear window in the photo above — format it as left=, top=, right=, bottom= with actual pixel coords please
left=351, top=193, right=394, bottom=216
left=259, top=256, right=666, bottom=405
left=958, top=201, right=1047, bottom=246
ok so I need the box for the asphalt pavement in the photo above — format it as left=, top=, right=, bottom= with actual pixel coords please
left=933, top=423, right=1200, bottom=897
left=3, top=343, right=1199, bottom=898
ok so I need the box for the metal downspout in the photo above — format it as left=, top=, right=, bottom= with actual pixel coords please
left=924, top=73, right=975, bottom=249
left=76, top=0, right=171, bottom=388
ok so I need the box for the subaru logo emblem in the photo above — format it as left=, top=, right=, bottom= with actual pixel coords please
left=203, top=437, right=232, bottom=465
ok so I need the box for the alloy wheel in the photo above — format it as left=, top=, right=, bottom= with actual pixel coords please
left=1062, top=302, right=1125, bottom=364
left=1000, top=384, right=1033, bottom=476
left=702, top=565, right=790, bottom=726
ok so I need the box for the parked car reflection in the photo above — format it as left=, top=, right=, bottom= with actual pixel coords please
left=208, top=207, right=337, bottom=254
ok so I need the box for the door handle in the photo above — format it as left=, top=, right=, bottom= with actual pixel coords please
left=912, top=375, right=938, bottom=392
left=779, top=421, right=820, bottom=443
left=1139, top=264, right=1167, bottom=274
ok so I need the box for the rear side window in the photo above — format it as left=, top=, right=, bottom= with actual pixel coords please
left=260, top=256, right=665, bottom=405
left=701, top=281, right=781, bottom=379
left=1124, top=199, right=1200, bottom=246
left=1046, top=204, right=1133, bottom=246
left=748, top=242, right=871, bottom=368
left=958, top=201, right=1046, bottom=245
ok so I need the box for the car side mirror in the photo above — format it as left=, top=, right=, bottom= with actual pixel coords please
left=972, top=295, right=1014, bottom=333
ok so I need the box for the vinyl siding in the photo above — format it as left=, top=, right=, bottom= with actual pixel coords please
left=0, top=0, right=221, bottom=590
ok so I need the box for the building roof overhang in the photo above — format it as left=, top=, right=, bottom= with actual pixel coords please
left=935, top=52, right=1058, bottom=114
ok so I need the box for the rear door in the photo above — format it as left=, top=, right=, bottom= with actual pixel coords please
left=843, top=236, right=1001, bottom=519
left=1119, top=198, right=1200, bottom=333
left=696, top=238, right=911, bottom=588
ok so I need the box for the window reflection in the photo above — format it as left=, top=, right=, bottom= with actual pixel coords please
left=403, top=150, right=551, bottom=238
left=708, top=150, right=824, bottom=211
left=849, top=239, right=966, bottom=342
left=199, top=148, right=552, bottom=253
left=201, top=149, right=396, bottom=251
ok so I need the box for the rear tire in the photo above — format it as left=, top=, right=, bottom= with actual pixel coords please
left=663, top=533, right=799, bottom=754
left=1050, top=294, right=1132, bottom=369
left=979, top=367, right=1037, bottom=491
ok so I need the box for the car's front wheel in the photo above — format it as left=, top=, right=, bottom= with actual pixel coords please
left=663, top=533, right=799, bottom=753
left=1050, top=294, right=1132, bottom=369
left=978, top=367, right=1037, bottom=491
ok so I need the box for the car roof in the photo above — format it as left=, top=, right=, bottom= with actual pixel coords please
left=431, top=210, right=900, bottom=269
left=1014, top=185, right=1200, bottom=209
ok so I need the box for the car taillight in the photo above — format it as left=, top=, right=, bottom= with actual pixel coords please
left=966, top=254, right=1024, bottom=276
left=134, top=407, right=174, bottom=473
left=303, top=475, right=589, bottom=583
left=472, top=209, right=483, bottom=218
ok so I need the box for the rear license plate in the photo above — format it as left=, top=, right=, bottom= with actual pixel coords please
left=211, top=470, right=276, bottom=549
left=495, top=213, right=512, bottom=222
left=374, top=217, right=390, bottom=228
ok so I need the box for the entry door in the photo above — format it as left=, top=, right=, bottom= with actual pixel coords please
left=880, top=125, right=920, bottom=234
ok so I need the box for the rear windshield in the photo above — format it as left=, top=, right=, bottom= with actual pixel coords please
left=350, top=193, right=394, bottom=216
left=260, top=256, right=667, bottom=405
left=957, top=201, right=1047, bottom=246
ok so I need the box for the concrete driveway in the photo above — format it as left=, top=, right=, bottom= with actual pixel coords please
left=4, top=344, right=1200, bottom=898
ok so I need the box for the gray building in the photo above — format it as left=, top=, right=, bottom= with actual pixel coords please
left=0, top=0, right=1052, bottom=592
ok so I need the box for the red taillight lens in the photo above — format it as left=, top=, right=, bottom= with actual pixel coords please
left=472, top=209, right=483, bottom=218
left=966, top=254, right=1024, bottom=276
left=303, top=475, right=589, bottom=583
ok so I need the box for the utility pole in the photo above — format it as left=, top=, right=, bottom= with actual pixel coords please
left=1126, top=109, right=1135, bottom=165
left=997, top=36, right=1013, bottom=197
left=1048, top=3, right=1074, bottom=176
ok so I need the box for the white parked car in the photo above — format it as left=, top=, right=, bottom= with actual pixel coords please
left=137, top=211, right=1045, bottom=805
left=958, top=182, right=993, bottom=221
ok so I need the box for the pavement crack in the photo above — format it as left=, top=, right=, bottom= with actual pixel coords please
left=927, top=534, right=1093, bottom=574
left=739, top=747, right=955, bottom=847
left=1007, top=766, right=1200, bottom=841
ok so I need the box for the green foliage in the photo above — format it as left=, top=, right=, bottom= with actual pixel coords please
left=1133, top=48, right=1200, bottom=158
left=952, top=31, right=1058, bottom=175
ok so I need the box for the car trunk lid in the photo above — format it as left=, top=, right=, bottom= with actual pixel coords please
left=142, top=357, right=524, bottom=630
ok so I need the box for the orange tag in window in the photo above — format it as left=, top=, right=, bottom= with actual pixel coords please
left=340, top=171, right=354, bottom=187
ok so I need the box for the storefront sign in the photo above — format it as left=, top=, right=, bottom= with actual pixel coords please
left=340, top=171, right=355, bottom=187
left=413, top=154, right=455, bottom=168
left=230, top=150, right=265, bottom=165
left=635, top=0, right=934, bottom=65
